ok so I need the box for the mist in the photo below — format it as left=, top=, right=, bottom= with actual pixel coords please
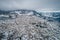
left=0, top=0, right=60, bottom=10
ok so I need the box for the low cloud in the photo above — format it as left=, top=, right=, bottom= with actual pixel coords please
left=0, top=0, right=60, bottom=10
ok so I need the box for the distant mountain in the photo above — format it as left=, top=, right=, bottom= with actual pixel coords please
left=0, top=9, right=60, bottom=22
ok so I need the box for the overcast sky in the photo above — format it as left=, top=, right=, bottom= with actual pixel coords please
left=0, top=0, right=60, bottom=10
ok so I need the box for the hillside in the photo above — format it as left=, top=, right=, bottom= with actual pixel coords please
left=0, top=10, right=60, bottom=40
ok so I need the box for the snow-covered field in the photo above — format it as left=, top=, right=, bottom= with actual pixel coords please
left=0, top=10, right=60, bottom=40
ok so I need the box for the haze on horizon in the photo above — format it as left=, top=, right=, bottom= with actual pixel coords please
left=0, top=0, right=60, bottom=11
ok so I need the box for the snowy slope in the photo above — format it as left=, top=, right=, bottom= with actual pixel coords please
left=0, top=9, right=60, bottom=40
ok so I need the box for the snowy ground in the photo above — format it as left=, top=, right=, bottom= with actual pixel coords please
left=0, top=10, right=60, bottom=40
left=0, top=14, right=60, bottom=40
